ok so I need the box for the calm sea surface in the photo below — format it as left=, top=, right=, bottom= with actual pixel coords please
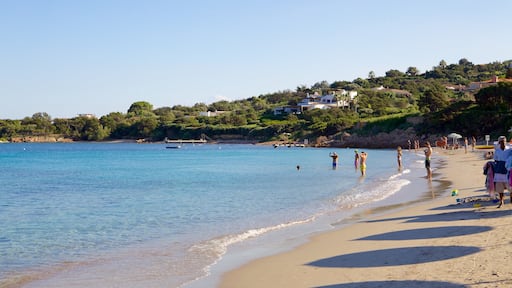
left=0, top=143, right=435, bottom=287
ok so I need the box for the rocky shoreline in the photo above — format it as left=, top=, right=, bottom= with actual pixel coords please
left=4, top=128, right=443, bottom=149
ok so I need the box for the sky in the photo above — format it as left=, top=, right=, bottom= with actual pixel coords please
left=1, top=0, right=511, bottom=120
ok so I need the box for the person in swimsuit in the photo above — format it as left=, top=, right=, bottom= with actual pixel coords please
left=329, top=152, right=338, bottom=169
left=397, top=146, right=402, bottom=170
left=424, top=141, right=432, bottom=180
left=354, top=150, right=359, bottom=169
left=359, top=151, right=367, bottom=176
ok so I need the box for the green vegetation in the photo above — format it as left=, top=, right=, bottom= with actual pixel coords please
left=2, top=58, right=512, bottom=145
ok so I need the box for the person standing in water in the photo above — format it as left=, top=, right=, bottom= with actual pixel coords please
left=424, top=141, right=433, bottom=180
left=354, top=150, right=360, bottom=169
left=397, top=146, right=402, bottom=170
left=329, top=152, right=339, bottom=169
left=359, top=151, right=367, bottom=176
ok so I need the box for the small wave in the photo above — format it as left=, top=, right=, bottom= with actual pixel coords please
left=388, top=168, right=411, bottom=180
left=334, top=178, right=411, bottom=209
left=190, top=217, right=315, bottom=257
left=182, top=217, right=316, bottom=287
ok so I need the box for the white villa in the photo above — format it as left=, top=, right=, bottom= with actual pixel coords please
left=199, top=111, right=229, bottom=117
left=273, top=90, right=358, bottom=115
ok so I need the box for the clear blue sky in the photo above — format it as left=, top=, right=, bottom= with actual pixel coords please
left=1, top=0, right=510, bottom=120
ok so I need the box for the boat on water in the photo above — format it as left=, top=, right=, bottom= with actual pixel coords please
left=166, top=145, right=182, bottom=149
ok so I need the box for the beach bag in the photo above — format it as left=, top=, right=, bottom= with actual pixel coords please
left=483, top=161, right=492, bottom=175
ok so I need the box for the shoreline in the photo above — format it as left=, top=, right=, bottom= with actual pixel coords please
left=219, top=149, right=510, bottom=288
left=182, top=149, right=445, bottom=288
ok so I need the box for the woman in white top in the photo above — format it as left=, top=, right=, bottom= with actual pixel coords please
left=494, top=136, right=511, bottom=208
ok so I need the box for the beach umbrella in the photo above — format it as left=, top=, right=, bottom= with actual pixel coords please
left=447, top=133, right=462, bottom=145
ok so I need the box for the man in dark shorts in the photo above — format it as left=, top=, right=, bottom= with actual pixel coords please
left=424, top=141, right=432, bottom=180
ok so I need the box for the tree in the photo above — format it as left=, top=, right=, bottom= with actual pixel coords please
left=82, top=117, right=110, bottom=141
left=192, top=102, right=208, bottom=112
left=353, top=77, right=370, bottom=88
left=312, top=80, right=330, bottom=90
left=131, top=117, right=159, bottom=138
left=458, top=58, right=473, bottom=66
left=368, top=71, right=376, bottom=79
left=406, top=67, right=419, bottom=77
left=418, top=88, right=449, bottom=113
left=0, top=120, right=22, bottom=139
left=153, top=107, right=176, bottom=125
left=330, top=81, right=351, bottom=90
left=385, top=69, right=405, bottom=78
left=100, top=112, right=127, bottom=137
left=128, top=101, right=154, bottom=116
left=506, top=68, right=512, bottom=79
left=25, top=112, right=53, bottom=135
left=209, top=100, right=233, bottom=111
left=475, top=82, right=512, bottom=111
left=53, top=118, right=72, bottom=135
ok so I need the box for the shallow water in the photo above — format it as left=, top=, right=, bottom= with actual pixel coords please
left=0, top=143, right=432, bottom=287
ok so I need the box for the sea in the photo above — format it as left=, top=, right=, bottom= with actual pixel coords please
left=0, top=142, right=442, bottom=288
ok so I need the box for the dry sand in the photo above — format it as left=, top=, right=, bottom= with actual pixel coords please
left=220, top=149, right=512, bottom=288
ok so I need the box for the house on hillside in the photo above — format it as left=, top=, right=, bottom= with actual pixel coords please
left=445, top=84, right=465, bottom=92
left=273, top=106, right=301, bottom=115
left=199, top=111, right=229, bottom=117
left=464, top=75, right=512, bottom=92
left=273, top=90, right=358, bottom=115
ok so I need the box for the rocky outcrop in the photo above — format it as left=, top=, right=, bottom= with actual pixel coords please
left=9, top=136, right=73, bottom=143
left=330, top=127, right=438, bottom=149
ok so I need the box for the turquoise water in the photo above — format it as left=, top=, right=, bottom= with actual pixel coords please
left=0, top=143, right=430, bottom=287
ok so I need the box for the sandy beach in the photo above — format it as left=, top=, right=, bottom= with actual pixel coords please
left=220, top=148, right=512, bottom=288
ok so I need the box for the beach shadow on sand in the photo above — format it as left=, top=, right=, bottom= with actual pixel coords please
left=354, top=225, right=492, bottom=241
left=312, top=280, right=468, bottom=288
left=364, top=208, right=511, bottom=223
left=306, top=245, right=480, bottom=268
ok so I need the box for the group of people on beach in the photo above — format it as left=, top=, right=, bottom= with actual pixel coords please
left=329, top=150, right=367, bottom=175
left=486, top=136, right=512, bottom=208
left=328, top=142, right=432, bottom=179
left=324, top=135, right=512, bottom=207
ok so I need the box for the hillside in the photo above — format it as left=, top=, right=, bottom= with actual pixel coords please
left=1, top=58, right=512, bottom=148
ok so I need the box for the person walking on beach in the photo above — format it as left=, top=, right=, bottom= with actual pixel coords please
left=494, top=136, right=510, bottom=208
left=464, top=137, right=469, bottom=154
left=359, top=151, right=367, bottom=176
left=354, top=150, right=360, bottom=169
left=397, top=146, right=402, bottom=170
left=424, top=141, right=433, bottom=180
left=329, top=152, right=338, bottom=169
